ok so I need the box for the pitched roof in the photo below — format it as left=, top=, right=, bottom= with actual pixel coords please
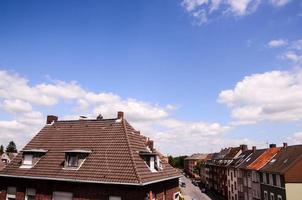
left=260, top=144, right=302, bottom=174
left=223, top=147, right=241, bottom=160
left=0, top=114, right=179, bottom=185
left=237, top=149, right=266, bottom=169
left=247, top=147, right=281, bottom=170
left=185, top=153, right=208, bottom=160
left=229, top=150, right=253, bottom=168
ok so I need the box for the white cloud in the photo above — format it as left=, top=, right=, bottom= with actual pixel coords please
left=270, top=0, right=291, bottom=7
left=0, top=70, right=229, bottom=155
left=268, top=39, right=288, bottom=48
left=181, top=0, right=292, bottom=25
left=219, top=69, right=302, bottom=124
left=1, top=99, right=32, bottom=113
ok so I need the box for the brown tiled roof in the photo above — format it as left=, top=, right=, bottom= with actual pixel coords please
left=0, top=115, right=179, bottom=185
left=223, top=147, right=241, bottom=160
left=237, top=149, right=266, bottom=169
left=260, top=144, right=302, bottom=174
left=185, top=153, right=208, bottom=160
left=247, top=147, right=281, bottom=170
left=0, top=161, right=5, bottom=171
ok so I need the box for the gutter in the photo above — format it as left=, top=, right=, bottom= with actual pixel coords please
left=0, top=174, right=180, bottom=186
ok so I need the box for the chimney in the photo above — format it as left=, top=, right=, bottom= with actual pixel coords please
left=46, top=115, right=58, bottom=124
left=240, top=144, right=248, bottom=151
left=269, top=144, right=276, bottom=148
left=117, top=111, right=124, bottom=119
left=96, top=114, right=103, bottom=120
left=283, top=142, right=288, bottom=148
left=252, top=146, right=256, bottom=153
left=147, top=139, right=154, bottom=151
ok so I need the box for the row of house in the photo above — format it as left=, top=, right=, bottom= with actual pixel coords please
left=0, top=112, right=181, bottom=200
left=199, top=143, right=302, bottom=200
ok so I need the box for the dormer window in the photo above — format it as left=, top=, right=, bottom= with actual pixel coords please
left=67, top=154, right=78, bottom=167
left=63, top=150, right=91, bottom=170
left=20, top=149, right=47, bottom=169
left=139, top=151, right=162, bottom=172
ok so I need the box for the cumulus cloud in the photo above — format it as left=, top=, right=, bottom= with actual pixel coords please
left=0, top=70, right=229, bottom=155
left=181, top=0, right=292, bottom=25
left=270, top=0, right=291, bottom=7
left=218, top=69, right=302, bottom=124
left=268, top=39, right=288, bottom=48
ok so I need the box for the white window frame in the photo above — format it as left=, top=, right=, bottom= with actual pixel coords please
left=264, top=191, right=268, bottom=200
left=270, top=193, right=275, bottom=200
left=25, top=188, right=36, bottom=200
left=6, top=186, right=16, bottom=200
left=276, top=174, right=281, bottom=187
left=269, top=174, right=273, bottom=186
left=173, top=192, right=180, bottom=200
left=277, top=195, right=282, bottom=200
left=263, top=173, right=267, bottom=184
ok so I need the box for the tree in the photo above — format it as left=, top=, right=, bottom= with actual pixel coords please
left=193, top=160, right=205, bottom=176
left=5, top=141, right=17, bottom=153
left=0, top=145, right=4, bottom=155
left=168, top=155, right=187, bottom=169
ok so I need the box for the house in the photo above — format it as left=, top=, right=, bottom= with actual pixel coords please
left=227, top=146, right=251, bottom=200
left=184, top=153, right=208, bottom=178
left=200, top=154, right=213, bottom=187
left=1, top=152, right=17, bottom=165
left=0, top=112, right=180, bottom=200
left=244, top=144, right=281, bottom=200
left=207, top=147, right=231, bottom=199
left=259, top=143, right=302, bottom=200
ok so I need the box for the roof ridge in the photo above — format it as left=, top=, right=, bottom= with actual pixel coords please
left=121, top=119, right=142, bottom=184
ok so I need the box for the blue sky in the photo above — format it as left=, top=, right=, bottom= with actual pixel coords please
left=0, top=0, right=302, bottom=155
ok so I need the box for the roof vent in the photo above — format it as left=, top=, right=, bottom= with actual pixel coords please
left=283, top=142, right=288, bottom=148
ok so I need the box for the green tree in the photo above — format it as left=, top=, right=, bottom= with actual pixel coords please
left=168, top=155, right=187, bottom=169
left=5, top=141, right=17, bottom=153
left=193, top=160, right=205, bottom=176
left=0, top=145, right=4, bottom=155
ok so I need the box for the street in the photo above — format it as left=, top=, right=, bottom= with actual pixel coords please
left=180, top=175, right=212, bottom=200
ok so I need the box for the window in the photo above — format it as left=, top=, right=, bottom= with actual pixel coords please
left=231, top=172, right=233, bottom=181
left=52, top=192, right=72, bottom=200
left=109, top=196, right=121, bottom=200
left=263, top=173, right=267, bottom=184
left=276, top=175, right=281, bottom=187
left=67, top=155, right=78, bottom=167
left=234, top=170, right=236, bottom=177
left=270, top=193, right=275, bottom=200
left=25, top=188, right=36, bottom=200
left=235, top=194, right=238, bottom=200
left=235, top=181, right=237, bottom=190
left=23, top=154, right=33, bottom=165
left=6, top=187, right=16, bottom=200
left=269, top=174, right=273, bottom=185
left=277, top=195, right=282, bottom=200
left=173, top=192, right=180, bottom=200
left=264, top=191, right=268, bottom=200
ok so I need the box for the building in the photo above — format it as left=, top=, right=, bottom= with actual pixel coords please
left=184, top=153, right=208, bottom=178
left=245, top=144, right=281, bottom=200
left=236, top=147, right=265, bottom=200
left=1, top=152, right=17, bottom=165
left=259, top=143, right=302, bottom=200
left=0, top=112, right=180, bottom=200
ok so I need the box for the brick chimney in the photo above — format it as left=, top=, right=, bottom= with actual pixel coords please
left=240, top=144, right=248, bottom=151
left=117, top=111, right=124, bottom=119
left=269, top=144, right=276, bottom=148
left=283, top=142, right=288, bottom=148
left=252, top=146, right=256, bottom=153
left=46, top=115, right=58, bottom=124
left=146, top=139, right=154, bottom=151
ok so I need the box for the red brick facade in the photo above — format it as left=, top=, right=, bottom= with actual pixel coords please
left=0, top=177, right=179, bottom=200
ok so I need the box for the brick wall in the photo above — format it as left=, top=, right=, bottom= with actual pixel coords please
left=0, top=177, right=179, bottom=200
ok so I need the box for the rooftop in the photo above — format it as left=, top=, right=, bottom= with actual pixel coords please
left=0, top=112, right=179, bottom=185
